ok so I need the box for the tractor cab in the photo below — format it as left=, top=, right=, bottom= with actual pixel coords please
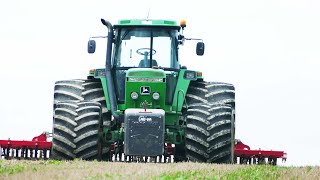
left=112, top=22, right=180, bottom=105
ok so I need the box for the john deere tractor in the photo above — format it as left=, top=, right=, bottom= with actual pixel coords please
left=52, top=19, right=236, bottom=163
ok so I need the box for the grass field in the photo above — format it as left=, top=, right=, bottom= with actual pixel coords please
left=0, top=159, right=319, bottom=180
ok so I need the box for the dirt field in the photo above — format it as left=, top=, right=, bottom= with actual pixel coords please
left=0, top=159, right=319, bottom=180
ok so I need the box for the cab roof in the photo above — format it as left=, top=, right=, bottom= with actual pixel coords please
left=114, top=19, right=180, bottom=29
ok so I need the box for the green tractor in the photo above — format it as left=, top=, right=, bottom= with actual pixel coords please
left=52, top=18, right=236, bottom=163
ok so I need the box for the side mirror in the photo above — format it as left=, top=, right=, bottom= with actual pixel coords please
left=196, top=42, right=205, bottom=56
left=87, top=40, right=96, bottom=54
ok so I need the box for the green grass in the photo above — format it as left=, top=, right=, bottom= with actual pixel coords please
left=0, top=164, right=25, bottom=175
left=46, top=159, right=65, bottom=165
left=0, top=159, right=62, bottom=175
left=154, top=165, right=292, bottom=180
left=86, top=173, right=113, bottom=180
left=222, top=165, right=285, bottom=180
left=0, top=160, right=318, bottom=180
left=157, top=170, right=214, bottom=180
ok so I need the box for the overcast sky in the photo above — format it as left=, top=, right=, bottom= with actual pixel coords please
left=1, top=0, right=319, bottom=166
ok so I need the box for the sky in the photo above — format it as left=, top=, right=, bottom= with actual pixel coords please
left=1, top=0, right=320, bottom=166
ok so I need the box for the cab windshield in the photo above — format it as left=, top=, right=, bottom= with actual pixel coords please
left=113, top=28, right=179, bottom=69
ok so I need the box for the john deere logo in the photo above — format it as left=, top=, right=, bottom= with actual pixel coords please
left=140, top=86, right=150, bottom=95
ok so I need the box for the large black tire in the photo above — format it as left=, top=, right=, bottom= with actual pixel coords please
left=186, top=81, right=235, bottom=110
left=52, top=101, right=102, bottom=160
left=186, top=81, right=235, bottom=143
left=53, top=80, right=85, bottom=106
left=81, top=80, right=111, bottom=127
left=54, top=79, right=111, bottom=127
left=185, top=103, right=234, bottom=163
left=183, top=81, right=235, bottom=163
left=53, top=79, right=111, bottom=160
left=52, top=101, right=78, bottom=160
left=74, top=101, right=101, bottom=160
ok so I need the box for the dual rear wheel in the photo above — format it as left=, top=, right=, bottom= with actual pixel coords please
left=181, top=81, right=236, bottom=163
left=52, top=101, right=101, bottom=160
left=52, top=79, right=111, bottom=160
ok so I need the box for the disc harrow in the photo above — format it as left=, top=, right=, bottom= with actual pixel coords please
left=0, top=132, right=52, bottom=160
left=1, top=133, right=286, bottom=165
left=234, top=139, right=287, bottom=165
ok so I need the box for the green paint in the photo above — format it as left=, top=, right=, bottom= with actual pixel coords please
left=100, top=127, right=122, bottom=144
left=125, top=82, right=166, bottom=109
left=165, top=126, right=185, bottom=144
left=127, top=68, right=166, bottom=78
left=172, top=69, right=191, bottom=112
left=118, top=104, right=126, bottom=111
left=86, top=69, right=111, bottom=110
left=100, top=77, right=111, bottom=110
left=125, top=68, right=166, bottom=109
left=165, top=112, right=180, bottom=126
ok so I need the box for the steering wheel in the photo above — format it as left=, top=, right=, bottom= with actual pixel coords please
left=136, top=48, right=156, bottom=56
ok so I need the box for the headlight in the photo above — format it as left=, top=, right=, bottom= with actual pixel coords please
left=184, top=71, right=197, bottom=80
left=152, top=92, right=160, bottom=100
left=131, top=92, right=139, bottom=100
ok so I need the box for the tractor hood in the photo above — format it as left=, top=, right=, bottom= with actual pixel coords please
left=125, top=68, right=166, bottom=109
left=126, top=68, right=166, bottom=79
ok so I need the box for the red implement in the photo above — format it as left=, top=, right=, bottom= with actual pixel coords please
left=1, top=134, right=287, bottom=165
left=0, top=132, right=52, bottom=159
left=234, top=139, right=287, bottom=165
